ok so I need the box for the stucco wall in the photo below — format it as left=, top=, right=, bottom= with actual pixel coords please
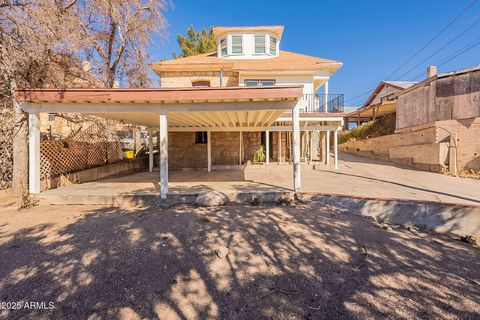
left=397, top=69, right=480, bottom=130
left=160, top=71, right=239, bottom=87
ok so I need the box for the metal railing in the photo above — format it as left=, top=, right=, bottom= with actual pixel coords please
left=301, top=93, right=344, bottom=113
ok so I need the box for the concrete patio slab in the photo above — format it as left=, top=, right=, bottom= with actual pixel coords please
left=38, top=152, right=480, bottom=206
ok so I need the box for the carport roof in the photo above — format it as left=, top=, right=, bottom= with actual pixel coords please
left=14, top=85, right=303, bottom=104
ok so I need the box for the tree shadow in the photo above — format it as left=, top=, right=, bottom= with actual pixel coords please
left=0, top=202, right=479, bottom=319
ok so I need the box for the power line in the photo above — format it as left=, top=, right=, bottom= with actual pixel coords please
left=410, top=35, right=480, bottom=81
left=395, top=17, right=480, bottom=80
left=385, top=0, right=479, bottom=80
left=344, top=0, right=479, bottom=105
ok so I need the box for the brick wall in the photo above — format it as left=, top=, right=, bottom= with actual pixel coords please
left=160, top=71, right=239, bottom=87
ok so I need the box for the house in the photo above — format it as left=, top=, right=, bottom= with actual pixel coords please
left=15, top=25, right=345, bottom=198
left=344, top=80, right=417, bottom=128
left=340, top=65, right=480, bottom=174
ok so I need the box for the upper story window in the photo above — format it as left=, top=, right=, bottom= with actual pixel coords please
left=255, top=35, right=266, bottom=54
left=220, top=38, right=227, bottom=56
left=231, top=35, right=243, bottom=54
left=270, top=37, right=277, bottom=55
left=244, top=79, right=276, bottom=86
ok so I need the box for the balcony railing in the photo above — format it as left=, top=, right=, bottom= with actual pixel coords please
left=301, top=93, right=344, bottom=113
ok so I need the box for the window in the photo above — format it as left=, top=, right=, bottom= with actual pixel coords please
left=244, top=79, right=276, bottom=86
left=195, top=132, right=208, bottom=144
left=231, top=35, right=243, bottom=54
left=255, top=35, right=266, bottom=53
left=192, top=80, right=211, bottom=87
left=48, top=113, right=56, bottom=122
left=220, top=38, right=227, bottom=56
left=270, top=37, right=277, bottom=55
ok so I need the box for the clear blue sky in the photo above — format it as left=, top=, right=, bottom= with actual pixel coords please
left=148, top=0, right=480, bottom=107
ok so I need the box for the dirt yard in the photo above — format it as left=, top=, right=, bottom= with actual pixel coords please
left=0, top=203, right=479, bottom=320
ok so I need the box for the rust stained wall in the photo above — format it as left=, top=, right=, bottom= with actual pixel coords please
left=397, top=69, right=480, bottom=130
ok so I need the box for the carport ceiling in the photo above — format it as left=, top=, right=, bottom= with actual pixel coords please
left=16, top=86, right=303, bottom=130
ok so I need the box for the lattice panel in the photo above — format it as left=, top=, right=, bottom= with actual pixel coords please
left=40, top=122, right=124, bottom=182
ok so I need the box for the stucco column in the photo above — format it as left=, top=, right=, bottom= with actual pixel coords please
left=29, top=112, right=40, bottom=194
left=148, top=129, right=154, bottom=172
left=265, top=130, right=269, bottom=165
left=292, top=105, right=301, bottom=192
left=334, top=128, right=339, bottom=170
left=309, top=131, right=313, bottom=162
left=207, top=131, right=212, bottom=172
left=159, top=112, right=168, bottom=198
left=326, top=130, right=330, bottom=165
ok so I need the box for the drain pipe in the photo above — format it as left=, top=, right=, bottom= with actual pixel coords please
left=437, top=126, right=458, bottom=176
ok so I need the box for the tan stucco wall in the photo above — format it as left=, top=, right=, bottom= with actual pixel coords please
left=396, top=69, right=480, bottom=130
left=159, top=71, right=239, bottom=88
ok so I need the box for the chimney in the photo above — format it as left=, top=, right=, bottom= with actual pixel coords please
left=427, top=65, right=437, bottom=78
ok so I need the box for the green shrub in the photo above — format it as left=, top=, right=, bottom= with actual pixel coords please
left=252, top=145, right=266, bottom=163
left=339, top=113, right=396, bottom=144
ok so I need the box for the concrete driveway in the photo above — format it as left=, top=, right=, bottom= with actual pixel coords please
left=39, top=152, right=480, bottom=206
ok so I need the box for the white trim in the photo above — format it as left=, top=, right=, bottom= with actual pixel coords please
left=207, top=131, right=212, bottom=172
left=159, top=112, right=168, bottom=198
left=292, top=106, right=301, bottom=192
left=266, top=130, right=270, bottom=165
left=326, top=130, right=330, bottom=165
left=28, top=112, right=40, bottom=194
left=276, top=116, right=343, bottom=122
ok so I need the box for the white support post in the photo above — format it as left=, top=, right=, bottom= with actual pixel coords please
left=326, top=130, right=330, bottom=165
left=334, top=128, right=339, bottom=170
left=265, top=130, right=269, bottom=165
left=309, top=131, right=313, bottom=163
left=324, top=81, right=329, bottom=112
left=278, top=131, right=282, bottom=162
left=29, top=112, right=40, bottom=194
left=148, top=129, right=154, bottom=172
left=292, top=106, right=301, bottom=192
left=207, top=131, right=211, bottom=172
left=159, top=112, right=168, bottom=198
left=239, top=131, right=242, bottom=165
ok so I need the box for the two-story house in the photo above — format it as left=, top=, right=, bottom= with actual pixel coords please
left=150, top=25, right=344, bottom=168
left=16, top=25, right=344, bottom=198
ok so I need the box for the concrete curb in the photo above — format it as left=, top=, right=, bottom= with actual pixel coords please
left=37, top=190, right=480, bottom=238
left=300, top=192, right=480, bottom=237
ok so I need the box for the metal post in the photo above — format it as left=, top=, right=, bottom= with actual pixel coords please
left=326, top=130, right=330, bottom=165
left=207, top=131, right=212, bottom=172
left=278, top=131, right=282, bottom=162
left=292, top=106, right=301, bottom=192
left=29, top=112, right=40, bottom=194
left=324, top=81, right=329, bottom=112
left=148, top=129, right=153, bottom=172
left=159, top=112, right=168, bottom=198
left=239, top=131, right=242, bottom=165
left=265, top=130, right=269, bottom=165
left=334, top=128, right=339, bottom=170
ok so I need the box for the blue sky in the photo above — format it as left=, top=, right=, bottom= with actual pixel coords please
left=149, top=0, right=480, bottom=107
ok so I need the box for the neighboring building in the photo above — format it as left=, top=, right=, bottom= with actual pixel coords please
left=341, top=66, right=480, bottom=174
left=149, top=25, right=345, bottom=169
left=344, top=80, right=417, bottom=129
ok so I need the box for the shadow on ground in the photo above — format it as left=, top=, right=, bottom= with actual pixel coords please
left=0, top=202, right=479, bottom=319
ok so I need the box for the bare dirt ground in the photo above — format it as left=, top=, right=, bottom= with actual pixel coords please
left=0, top=203, right=479, bottom=320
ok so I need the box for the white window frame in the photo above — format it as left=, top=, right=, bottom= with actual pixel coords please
left=231, top=35, right=243, bottom=55
left=254, top=34, right=266, bottom=54
left=220, top=38, right=227, bottom=57
left=244, top=79, right=276, bottom=86
left=270, top=37, right=277, bottom=56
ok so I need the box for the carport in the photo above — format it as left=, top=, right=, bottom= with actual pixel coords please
left=15, top=85, right=303, bottom=198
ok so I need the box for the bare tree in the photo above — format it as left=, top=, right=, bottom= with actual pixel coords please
left=0, top=0, right=169, bottom=207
